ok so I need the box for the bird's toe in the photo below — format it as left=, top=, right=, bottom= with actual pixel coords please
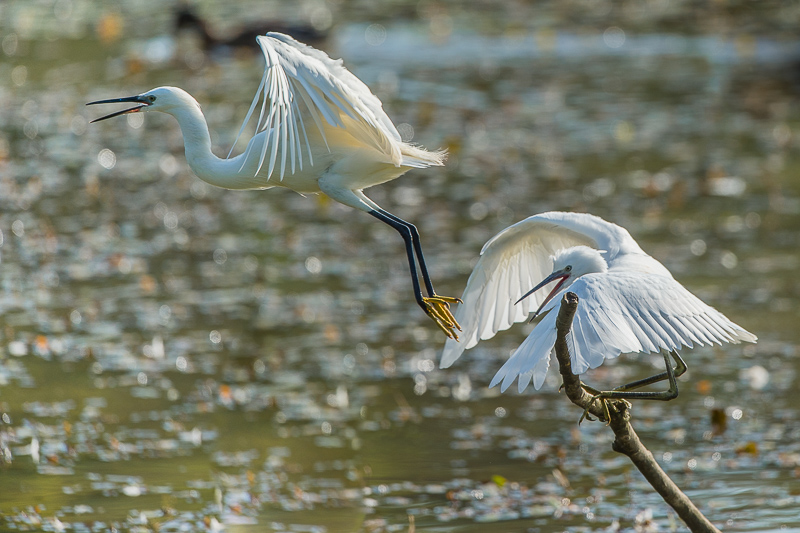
left=422, top=297, right=461, bottom=341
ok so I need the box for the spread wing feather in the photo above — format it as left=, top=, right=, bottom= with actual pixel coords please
left=440, top=212, right=637, bottom=369
left=489, top=271, right=756, bottom=392
left=230, top=32, right=403, bottom=181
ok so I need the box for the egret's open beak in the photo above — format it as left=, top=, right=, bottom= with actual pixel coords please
left=86, top=95, right=151, bottom=123
left=515, top=269, right=570, bottom=320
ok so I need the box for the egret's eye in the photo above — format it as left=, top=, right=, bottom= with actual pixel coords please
left=564, top=265, right=572, bottom=272
left=147, top=95, right=156, bottom=103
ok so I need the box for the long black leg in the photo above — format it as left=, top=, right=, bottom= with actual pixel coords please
left=315, top=183, right=458, bottom=336
left=367, top=209, right=460, bottom=338
left=579, top=351, right=686, bottom=424
left=608, top=351, right=686, bottom=395
left=368, top=210, right=426, bottom=308
left=581, top=351, right=686, bottom=401
left=372, top=208, right=435, bottom=297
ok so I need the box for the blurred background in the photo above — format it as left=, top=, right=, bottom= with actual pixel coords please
left=1, top=0, right=799, bottom=531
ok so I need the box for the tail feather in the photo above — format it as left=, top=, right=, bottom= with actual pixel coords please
left=400, top=144, right=447, bottom=169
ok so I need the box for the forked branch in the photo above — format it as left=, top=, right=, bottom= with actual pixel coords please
left=554, top=292, right=721, bottom=533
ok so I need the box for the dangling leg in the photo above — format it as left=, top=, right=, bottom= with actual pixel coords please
left=370, top=208, right=461, bottom=314
left=368, top=209, right=461, bottom=339
left=372, top=208, right=437, bottom=296
left=317, top=181, right=461, bottom=339
left=579, top=351, right=687, bottom=423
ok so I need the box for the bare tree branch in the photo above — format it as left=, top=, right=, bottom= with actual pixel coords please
left=555, top=292, right=722, bottom=533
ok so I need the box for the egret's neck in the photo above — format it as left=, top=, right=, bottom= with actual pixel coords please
left=168, top=105, right=246, bottom=189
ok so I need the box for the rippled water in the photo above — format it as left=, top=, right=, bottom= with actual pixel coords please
left=1, top=1, right=799, bottom=531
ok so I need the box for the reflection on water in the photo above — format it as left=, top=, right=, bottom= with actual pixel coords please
left=1, top=1, right=800, bottom=532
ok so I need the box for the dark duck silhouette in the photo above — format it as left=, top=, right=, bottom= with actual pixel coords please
left=174, top=5, right=328, bottom=53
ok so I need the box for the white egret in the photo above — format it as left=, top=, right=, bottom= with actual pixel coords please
left=87, top=32, right=461, bottom=338
left=440, top=211, right=756, bottom=399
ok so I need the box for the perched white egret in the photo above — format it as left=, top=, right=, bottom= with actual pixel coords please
left=87, top=32, right=461, bottom=338
left=440, top=211, right=756, bottom=397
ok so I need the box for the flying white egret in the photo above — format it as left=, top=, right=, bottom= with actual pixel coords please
left=440, top=211, right=756, bottom=399
left=87, top=32, right=461, bottom=338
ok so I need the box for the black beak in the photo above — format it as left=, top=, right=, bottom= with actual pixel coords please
left=86, top=95, right=150, bottom=123
left=515, top=269, right=570, bottom=322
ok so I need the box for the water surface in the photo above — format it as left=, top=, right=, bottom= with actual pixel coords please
left=1, top=1, right=799, bottom=531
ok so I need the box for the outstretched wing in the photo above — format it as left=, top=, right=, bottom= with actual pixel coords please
left=489, top=271, right=757, bottom=393
left=440, top=212, right=637, bottom=368
left=231, top=32, right=403, bottom=180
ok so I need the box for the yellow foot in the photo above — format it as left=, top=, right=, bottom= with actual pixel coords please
left=422, top=295, right=463, bottom=341
left=578, top=392, right=631, bottom=425
left=579, top=393, right=611, bottom=425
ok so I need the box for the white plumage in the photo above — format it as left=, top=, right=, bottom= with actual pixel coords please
left=233, top=33, right=408, bottom=180
left=440, top=212, right=757, bottom=392
left=87, top=32, right=460, bottom=338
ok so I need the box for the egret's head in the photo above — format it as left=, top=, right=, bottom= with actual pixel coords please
left=550, top=246, right=608, bottom=279
left=516, top=246, right=608, bottom=318
left=87, top=86, right=200, bottom=122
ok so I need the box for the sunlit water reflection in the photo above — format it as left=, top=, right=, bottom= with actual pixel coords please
left=1, top=1, right=799, bottom=532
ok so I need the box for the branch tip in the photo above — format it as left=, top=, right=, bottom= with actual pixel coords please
left=551, top=294, right=721, bottom=533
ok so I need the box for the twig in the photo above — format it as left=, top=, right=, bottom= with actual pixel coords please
left=554, top=292, right=722, bottom=533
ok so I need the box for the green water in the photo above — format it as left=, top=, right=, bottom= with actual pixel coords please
left=1, top=1, right=799, bottom=531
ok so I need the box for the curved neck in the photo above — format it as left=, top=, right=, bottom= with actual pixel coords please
left=168, top=106, right=247, bottom=189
